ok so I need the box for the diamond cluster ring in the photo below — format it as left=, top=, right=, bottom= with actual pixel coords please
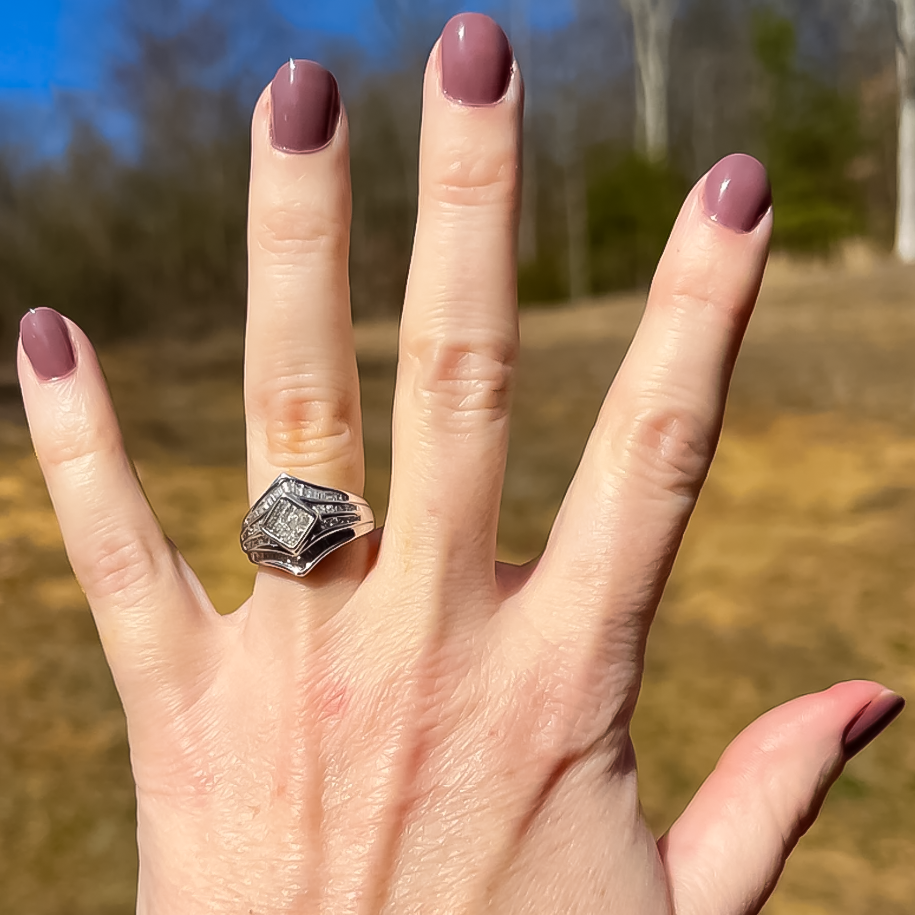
left=240, top=474, right=374, bottom=577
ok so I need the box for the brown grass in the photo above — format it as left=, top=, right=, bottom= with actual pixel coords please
left=1, top=256, right=914, bottom=913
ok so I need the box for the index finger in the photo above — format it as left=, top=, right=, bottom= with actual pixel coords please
left=514, top=154, right=772, bottom=669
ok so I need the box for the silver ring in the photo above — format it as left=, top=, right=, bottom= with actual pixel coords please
left=241, top=473, right=374, bottom=577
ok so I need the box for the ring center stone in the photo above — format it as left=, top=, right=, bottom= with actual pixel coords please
left=261, top=497, right=317, bottom=553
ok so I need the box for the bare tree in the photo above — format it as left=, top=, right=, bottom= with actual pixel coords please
left=511, top=0, right=539, bottom=265
left=537, top=7, right=604, bottom=301
left=854, top=0, right=915, bottom=259
left=556, top=94, right=590, bottom=299
left=895, top=0, right=915, bottom=260
left=620, top=0, right=679, bottom=161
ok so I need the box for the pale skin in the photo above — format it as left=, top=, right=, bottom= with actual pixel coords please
left=17, top=33, right=898, bottom=915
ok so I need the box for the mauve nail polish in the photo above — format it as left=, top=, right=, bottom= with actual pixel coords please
left=441, top=13, right=513, bottom=106
left=703, top=154, right=772, bottom=233
left=20, top=308, right=76, bottom=381
left=270, top=59, right=341, bottom=153
left=843, top=691, right=905, bottom=759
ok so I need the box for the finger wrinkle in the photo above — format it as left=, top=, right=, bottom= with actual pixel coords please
left=253, top=214, right=349, bottom=259
left=406, top=340, right=516, bottom=432
left=39, top=426, right=125, bottom=477
left=421, top=139, right=519, bottom=208
left=263, top=409, right=357, bottom=466
left=75, top=521, right=167, bottom=605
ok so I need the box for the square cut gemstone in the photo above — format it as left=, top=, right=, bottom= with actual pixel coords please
left=261, top=497, right=317, bottom=552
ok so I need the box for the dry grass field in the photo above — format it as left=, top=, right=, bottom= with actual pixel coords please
left=1, top=254, right=914, bottom=913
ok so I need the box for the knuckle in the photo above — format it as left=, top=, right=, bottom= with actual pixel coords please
left=667, top=281, right=747, bottom=330
left=255, top=201, right=348, bottom=259
left=424, top=138, right=519, bottom=209
left=258, top=381, right=358, bottom=470
left=410, top=335, right=517, bottom=431
left=612, top=406, right=714, bottom=503
left=41, top=412, right=121, bottom=474
left=79, top=527, right=160, bottom=603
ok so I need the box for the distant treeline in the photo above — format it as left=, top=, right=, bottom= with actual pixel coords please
left=0, top=0, right=901, bottom=350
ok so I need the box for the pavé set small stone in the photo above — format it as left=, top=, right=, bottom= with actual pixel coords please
left=240, top=473, right=374, bottom=576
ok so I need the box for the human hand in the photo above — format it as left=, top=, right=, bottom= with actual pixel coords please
left=17, top=13, right=904, bottom=915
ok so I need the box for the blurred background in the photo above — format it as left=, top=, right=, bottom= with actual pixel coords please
left=1, top=0, right=914, bottom=912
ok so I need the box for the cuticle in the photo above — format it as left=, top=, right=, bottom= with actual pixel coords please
left=43, top=366, right=78, bottom=384
left=441, top=59, right=516, bottom=109
left=272, top=131, right=338, bottom=156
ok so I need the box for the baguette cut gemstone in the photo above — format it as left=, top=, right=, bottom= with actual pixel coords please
left=261, top=497, right=317, bottom=552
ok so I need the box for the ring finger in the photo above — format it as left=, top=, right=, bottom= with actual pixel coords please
left=245, top=61, right=370, bottom=616
left=246, top=60, right=361, bottom=505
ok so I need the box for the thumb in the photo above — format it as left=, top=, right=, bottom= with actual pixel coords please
left=658, top=681, right=905, bottom=915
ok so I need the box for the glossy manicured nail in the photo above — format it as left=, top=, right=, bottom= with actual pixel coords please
left=703, top=153, right=772, bottom=233
left=843, top=691, right=905, bottom=759
left=20, top=308, right=76, bottom=381
left=270, top=59, right=340, bottom=153
left=441, top=13, right=513, bottom=106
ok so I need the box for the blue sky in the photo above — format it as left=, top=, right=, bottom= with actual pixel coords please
left=0, top=0, right=576, bottom=97
left=1, top=0, right=113, bottom=95
left=0, top=0, right=577, bottom=155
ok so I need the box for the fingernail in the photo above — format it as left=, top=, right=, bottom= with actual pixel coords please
left=270, top=59, right=341, bottom=153
left=702, top=153, right=772, bottom=233
left=843, top=691, right=905, bottom=759
left=20, top=308, right=76, bottom=381
left=441, top=13, right=513, bottom=106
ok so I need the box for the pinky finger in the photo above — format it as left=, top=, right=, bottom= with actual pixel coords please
left=659, top=681, right=905, bottom=915
left=18, top=309, right=218, bottom=706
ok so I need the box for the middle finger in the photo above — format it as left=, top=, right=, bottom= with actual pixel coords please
left=381, top=15, right=522, bottom=615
